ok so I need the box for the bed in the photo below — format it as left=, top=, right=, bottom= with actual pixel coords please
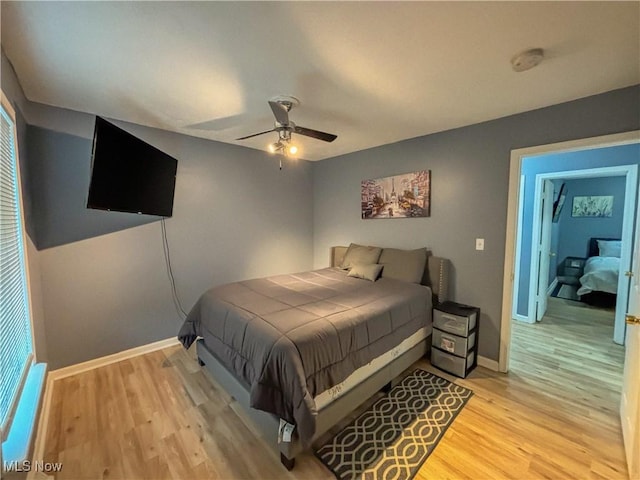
left=178, top=244, right=450, bottom=469
left=577, top=237, right=620, bottom=307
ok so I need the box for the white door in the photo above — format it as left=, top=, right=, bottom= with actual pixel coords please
left=536, top=180, right=554, bottom=321
left=621, top=217, right=640, bottom=479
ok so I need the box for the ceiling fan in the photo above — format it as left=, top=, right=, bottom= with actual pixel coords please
left=236, top=96, right=337, bottom=156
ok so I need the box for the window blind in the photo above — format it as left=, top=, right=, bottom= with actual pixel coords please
left=0, top=101, right=33, bottom=429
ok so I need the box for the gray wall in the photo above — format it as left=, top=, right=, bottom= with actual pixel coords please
left=39, top=119, right=313, bottom=369
left=2, top=59, right=314, bottom=369
left=26, top=125, right=165, bottom=249
left=312, top=85, right=640, bottom=362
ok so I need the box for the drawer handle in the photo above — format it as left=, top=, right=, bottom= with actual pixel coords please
left=444, top=320, right=463, bottom=330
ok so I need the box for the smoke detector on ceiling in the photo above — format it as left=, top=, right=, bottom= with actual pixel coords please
left=511, top=48, right=544, bottom=72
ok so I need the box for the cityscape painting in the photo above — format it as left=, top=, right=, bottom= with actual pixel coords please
left=361, top=170, right=431, bottom=219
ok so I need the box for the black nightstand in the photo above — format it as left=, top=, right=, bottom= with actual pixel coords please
left=431, top=301, right=480, bottom=378
left=558, top=256, right=586, bottom=286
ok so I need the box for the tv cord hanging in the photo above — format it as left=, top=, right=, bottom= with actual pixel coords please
left=161, top=218, right=188, bottom=320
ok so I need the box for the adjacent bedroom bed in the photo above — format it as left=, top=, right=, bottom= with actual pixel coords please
left=178, top=244, right=450, bottom=470
left=577, top=238, right=621, bottom=307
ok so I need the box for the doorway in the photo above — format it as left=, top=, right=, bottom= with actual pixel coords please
left=501, top=130, right=640, bottom=480
left=500, top=130, right=640, bottom=372
left=523, top=166, right=637, bottom=344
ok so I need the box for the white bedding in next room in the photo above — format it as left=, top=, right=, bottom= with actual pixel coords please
left=577, top=256, right=620, bottom=296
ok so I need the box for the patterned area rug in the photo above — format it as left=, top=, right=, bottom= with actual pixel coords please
left=315, top=369, right=473, bottom=480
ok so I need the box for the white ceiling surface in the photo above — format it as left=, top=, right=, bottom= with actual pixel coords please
left=2, top=2, right=639, bottom=161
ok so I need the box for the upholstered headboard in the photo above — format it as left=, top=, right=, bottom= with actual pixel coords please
left=330, top=246, right=450, bottom=304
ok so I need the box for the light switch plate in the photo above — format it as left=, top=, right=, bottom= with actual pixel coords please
left=476, top=238, right=485, bottom=251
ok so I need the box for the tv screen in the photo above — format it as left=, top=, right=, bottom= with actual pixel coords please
left=87, top=117, right=178, bottom=217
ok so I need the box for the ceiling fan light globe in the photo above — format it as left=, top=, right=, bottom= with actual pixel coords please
left=269, top=141, right=283, bottom=153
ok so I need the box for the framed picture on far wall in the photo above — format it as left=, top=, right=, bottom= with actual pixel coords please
left=361, top=170, right=430, bottom=219
left=571, top=195, right=613, bottom=217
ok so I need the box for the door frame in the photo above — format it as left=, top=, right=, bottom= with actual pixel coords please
left=526, top=166, right=637, bottom=342
left=511, top=175, right=528, bottom=322
left=500, top=130, right=640, bottom=372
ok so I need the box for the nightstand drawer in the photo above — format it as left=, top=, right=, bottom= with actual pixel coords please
left=433, top=328, right=476, bottom=357
left=433, top=309, right=477, bottom=336
left=431, top=348, right=475, bottom=378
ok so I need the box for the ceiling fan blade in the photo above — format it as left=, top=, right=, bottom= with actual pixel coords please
left=236, top=128, right=275, bottom=140
left=269, top=100, right=290, bottom=125
left=294, top=126, right=337, bottom=143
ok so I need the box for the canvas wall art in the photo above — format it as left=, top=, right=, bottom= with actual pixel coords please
left=361, top=170, right=430, bottom=219
left=571, top=195, right=613, bottom=217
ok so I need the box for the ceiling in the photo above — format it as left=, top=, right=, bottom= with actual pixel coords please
left=1, top=2, right=638, bottom=161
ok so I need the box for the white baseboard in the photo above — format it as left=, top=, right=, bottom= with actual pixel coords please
left=513, top=313, right=531, bottom=323
left=29, top=337, right=181, bottom=475
left=49, top=337, right=181, bottom=381
left=477, top=355, right=499, bottom=371
left=547, top=277, right=558, bottom=296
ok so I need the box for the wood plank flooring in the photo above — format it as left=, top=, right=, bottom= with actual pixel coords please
left=39, top=297, right=628, bottom=479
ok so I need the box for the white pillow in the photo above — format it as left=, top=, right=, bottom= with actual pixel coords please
left=597, top=240, right=621, bottom=258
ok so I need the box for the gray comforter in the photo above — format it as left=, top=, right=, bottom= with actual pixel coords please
left=178, top=267, right=432, bottom=445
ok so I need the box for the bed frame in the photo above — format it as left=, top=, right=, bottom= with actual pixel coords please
left=195, top=246, right=450, bottom=470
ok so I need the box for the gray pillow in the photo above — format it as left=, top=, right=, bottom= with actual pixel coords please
left=379, top=247, right=428, bottom=283
left=341, top=243, right=383, bottom=270
left=347, top=263, right=383, bottom=282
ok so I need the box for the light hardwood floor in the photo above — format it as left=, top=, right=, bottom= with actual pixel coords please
left=39, top=297, right=627, bottom=479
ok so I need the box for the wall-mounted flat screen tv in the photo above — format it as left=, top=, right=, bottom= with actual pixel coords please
left=87, top=117, right=178, bottom=217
